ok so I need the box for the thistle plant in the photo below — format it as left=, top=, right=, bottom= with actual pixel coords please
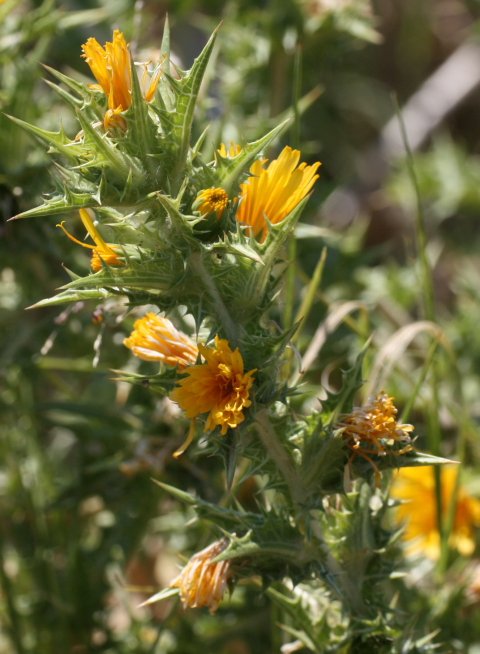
left=11, top=21, right=453, bottom=652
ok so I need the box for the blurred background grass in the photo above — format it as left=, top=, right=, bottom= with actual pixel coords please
left=4, top=0, right=480, bottom=652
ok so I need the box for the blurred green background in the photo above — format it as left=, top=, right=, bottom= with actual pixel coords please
left=4, top=0, right=480, bottom=652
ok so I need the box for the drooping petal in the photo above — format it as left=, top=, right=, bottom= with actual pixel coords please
left=124, top=313, right=198, bottom=369
left=57, top=210, right=123, bottom=271
left=170, top=540, right=231, bottom=614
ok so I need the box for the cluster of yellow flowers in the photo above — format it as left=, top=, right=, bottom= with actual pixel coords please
left=58, top=33, right=320, bottom=273
left=58, top=33, right=320, bottom=445
left=59, top=30, right=480, bottom=615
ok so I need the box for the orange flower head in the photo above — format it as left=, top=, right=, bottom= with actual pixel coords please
left=391, top=466, right=480, bottom=559
left=57, top=209, right=123, bottom=272
left=236, top=146, right=321, bottom=242
left=82, top=30, right=131, bottom=113
left=170, top=540, right=231, bottom=614
left=123, top=313, right=198, bottom=369
left=169, top=335, right=256, bottom=436
left=217, top=142, right=242, bottom=158
left=335, top=392, right=414, bottom=488
left=82, top=31, right=163, bottom=131
left=195, top=188, right=229, bottom=220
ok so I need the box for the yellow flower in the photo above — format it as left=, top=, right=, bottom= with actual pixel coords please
left=195, top=187, right=229, bottom=220
left=57, top=209, right=123, bottom=272
left=217, top=142, right=242, bottom=158
left=81, top=30, right=162, bottom=131
left=391, top=466, right=480, bottom=560
left=169, top=335, right=256, bottom=436
left=335, top=392, right=414, bottom=488
left=123, top=313, right=198, bottom=369
left=103, top=106, right=128, bottom=133
left=140, top=60, right=164, bottom=102
left=170, top=539, right=231, bottom=614
left=236, top=146, right=321, bottom=242
left=82, top=31, right=131, bottom=113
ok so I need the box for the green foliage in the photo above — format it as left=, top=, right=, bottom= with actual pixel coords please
left=4, top=1, right=480, bottom=653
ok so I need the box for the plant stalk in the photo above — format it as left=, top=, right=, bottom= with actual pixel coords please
left=188, top=250, right=238, bottom=346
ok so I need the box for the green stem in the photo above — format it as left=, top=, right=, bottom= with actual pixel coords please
left=283, top=238, right=296, bottom=333
left=254, top=409, right=367, bottom=616
left=292, top=246, right=327, bottom=345
left=188, top=251, right=238, bottom=346
left=295, top=267, right=368, bottom=338
left=255, top=409, right=304, bottom=505
left=394, top=96, right=435, bottom=323
left=400, top=337, right=440, bottom=424
left=394, top=95, right=444, bottom=555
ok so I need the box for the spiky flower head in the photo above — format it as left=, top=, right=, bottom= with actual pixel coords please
left=169, top=335, right=256, bottom=436
left=391, top=465, right=480, bottom=559
left=81, top=30, right=161, bottom=131
left=335, top=391, right=414, bottom=487
left=123, top=313, right=198, bottom=369
left=236, top=146, right=321, bottom=242
left=170, top=539, right=231, bottom=614
left=57, top=209, right=123, bottom=272
left=195, top=187, right=229, bottom=220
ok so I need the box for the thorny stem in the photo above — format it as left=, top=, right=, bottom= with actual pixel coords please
left=255, top=408, right=305, bottom=505
left=188, top=251, right=238, bottom=347
left=254, top=409, right=367, bottom=617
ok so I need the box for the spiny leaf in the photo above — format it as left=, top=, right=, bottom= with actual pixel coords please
left=157, top=16, right=176, bottom=111
left=27, top=288, right=112, bottom=309
left=210, top=236, right=265, bottom=265
left=154, top=193, right=195, bottom=236
left=111, top=366, right=179, bottom=394
left=137, top=586, right=179, bottom=608
left=13, top=192, right=100, bottom=219
left=169, top=25, right=221, bottom=190
left=6, top=115, right=84, bottom=163
left=75, top=109, right=143, bottom=181
left=250, top=194, right=311, bottom=307
left=322, top=339, right=372, bottom=419
left=44, top=79, right=84, bottom=110
left=267, top=585, right=328, bottom=652
left=58, top=262, right=181, bottom=294
left=41, top=64, right=93, bottom=103
left=378, top=450, right=457, bottom=472
left=212, top=531, right=303, bottom=563
left=301, top=427, right=347, bottom=493
left=128, top=55, right=160, bottom=171
left=217, top=118, right=291, bottom=193
left=151, top=480, right=198, bottom=505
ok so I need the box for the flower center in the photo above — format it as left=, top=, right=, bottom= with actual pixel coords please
left=206, top=189, right=228, bottom=210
